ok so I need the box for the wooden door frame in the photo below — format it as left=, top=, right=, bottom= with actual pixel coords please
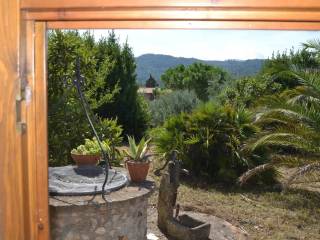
left=2, top=1, right=320, bottom=240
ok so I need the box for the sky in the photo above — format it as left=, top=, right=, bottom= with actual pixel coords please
left=91, top=29, right=320, bottom=61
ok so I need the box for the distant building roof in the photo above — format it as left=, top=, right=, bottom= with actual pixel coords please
left=138, top=87, right=154, bottom=94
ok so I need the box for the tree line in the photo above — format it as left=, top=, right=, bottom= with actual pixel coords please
left=150, top=40, right=320, bottom=186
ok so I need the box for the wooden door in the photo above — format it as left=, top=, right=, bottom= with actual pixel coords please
left=0, top=1, right=26, bottom=239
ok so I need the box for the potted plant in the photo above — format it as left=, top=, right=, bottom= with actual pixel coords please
left=71, top=138, right=110, bottom=167
left=124, top=136, right=152, bottom=182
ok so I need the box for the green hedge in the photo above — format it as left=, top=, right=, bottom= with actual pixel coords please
left=151, top=102, right=262, bottom=183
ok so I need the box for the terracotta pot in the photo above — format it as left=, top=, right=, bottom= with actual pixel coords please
left=126, top=160, right=150, bottom=182
left=71, top=154, right=100, bottom=166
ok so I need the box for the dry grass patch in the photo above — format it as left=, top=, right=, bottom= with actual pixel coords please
left=148, top=165, right=320, bottom=240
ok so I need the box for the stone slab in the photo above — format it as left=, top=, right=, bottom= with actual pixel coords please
left=49, top=165, right=128, bottom=196
left=49, top=175, right=155, bottom=206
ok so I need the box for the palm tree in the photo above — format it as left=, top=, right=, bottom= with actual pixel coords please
left=239, top=62, right=320, bottom=187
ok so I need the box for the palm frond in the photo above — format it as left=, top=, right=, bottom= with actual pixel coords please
left=240, top=48, right=320, bottom=186
left=271, top=154, right=320, bottom=166
left=246, top=132, right=311, bottom=152
left=303, top=39, right=320, bottom=53
left=288, top=94, right=320, bottom=106
left=284, top=162, right=320, bottom=188
left=238, top=163, right=273, bottom=186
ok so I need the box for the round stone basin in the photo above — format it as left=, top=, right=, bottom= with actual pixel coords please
left=49, top=165, right=128, bottom=196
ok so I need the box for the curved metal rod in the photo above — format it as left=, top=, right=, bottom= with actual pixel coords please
left=74, top=58, right=109, bottom=201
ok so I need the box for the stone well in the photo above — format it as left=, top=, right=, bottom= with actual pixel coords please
left=49, top=167, right=154, bottom=240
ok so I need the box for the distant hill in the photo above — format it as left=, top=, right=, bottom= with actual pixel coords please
left=135, top=54, right=265, bottom=86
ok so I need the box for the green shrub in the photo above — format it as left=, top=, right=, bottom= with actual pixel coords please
left=149, top=90, right=199, bottom=126
left=96, top=118, right=123, bottom=146
left=151, top=102, right=260, bottom=183
left=71, top=138, right=110, bottom=155
left=49, top=117, right=123, bottom=166
left=219, top=76, right=282, bottom=108
left=152, top=88, right=172, bottom=99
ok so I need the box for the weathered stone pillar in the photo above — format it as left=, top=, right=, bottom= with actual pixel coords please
left=157, top=153, right=211, bottom=240
left=157, top=154, right=180, bottom=233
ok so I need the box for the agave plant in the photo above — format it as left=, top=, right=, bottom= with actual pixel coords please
left=239, top=68, right=320, bottom=187
left=124, top=136, right=152, bottom=162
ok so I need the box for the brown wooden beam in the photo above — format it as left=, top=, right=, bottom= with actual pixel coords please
left=47, top=20, right=320, bottom=30
left=20, top=0, right=320, bottom=10
left=23, top=8, right=320, bottom=22
left=34, top=22, right=50, bottom=240
left=22, top=20, right=38, bottom=240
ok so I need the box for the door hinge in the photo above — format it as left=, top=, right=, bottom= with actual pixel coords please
left=16, top=76, right=28, bottom=134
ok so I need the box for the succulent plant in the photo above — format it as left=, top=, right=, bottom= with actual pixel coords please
left=71, top=138, right=111, bottom=155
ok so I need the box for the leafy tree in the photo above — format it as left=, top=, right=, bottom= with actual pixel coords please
left=160, top=64, right=186, bottom=89
left=161, top=62, right=229, bottom=101
left=135, top=54, right=264, bottom=85
left=95, top=33, right=150, bottom=138
left=145, top=74, right=158, bottom=88
left=149, top=90, right=199, bottom=126
left=219, top=76, right=282, bottom=108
